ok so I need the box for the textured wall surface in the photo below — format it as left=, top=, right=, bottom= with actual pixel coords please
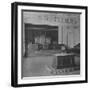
left=23, top=11, right=80, bottom=48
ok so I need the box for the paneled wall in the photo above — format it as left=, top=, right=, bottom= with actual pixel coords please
left=22, top=11, right=80, bottom=50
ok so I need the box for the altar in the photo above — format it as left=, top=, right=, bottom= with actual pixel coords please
left=53, top=53, right=75, bottom=69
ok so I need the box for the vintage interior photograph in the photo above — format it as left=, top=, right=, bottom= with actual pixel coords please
left=21, top=10, right=80, bottom=78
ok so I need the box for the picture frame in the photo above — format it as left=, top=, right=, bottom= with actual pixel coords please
left=11, top=2, right=88, bottom=87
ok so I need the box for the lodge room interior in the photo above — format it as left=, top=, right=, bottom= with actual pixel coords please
left=22, top=11, right=80, bottom=78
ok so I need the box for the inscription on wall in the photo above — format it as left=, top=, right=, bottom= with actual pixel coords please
left=23, top=12, right=80, bottom=26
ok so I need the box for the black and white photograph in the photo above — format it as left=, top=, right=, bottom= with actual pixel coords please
left=11, top=2, right=88, bottom=87
left=22, top=10, right=80, bottom=78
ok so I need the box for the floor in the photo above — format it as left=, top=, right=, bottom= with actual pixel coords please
left=22, top=54, right=80, bottom=78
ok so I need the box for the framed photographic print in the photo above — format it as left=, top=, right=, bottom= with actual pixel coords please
left=11, top=2, right=88, bottom=87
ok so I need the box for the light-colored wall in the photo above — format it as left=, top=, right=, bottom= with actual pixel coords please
left=23, top=11, right=80, bottom=48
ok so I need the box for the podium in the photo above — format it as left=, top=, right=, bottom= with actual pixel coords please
left=53, top=53, right=75, bottom=69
